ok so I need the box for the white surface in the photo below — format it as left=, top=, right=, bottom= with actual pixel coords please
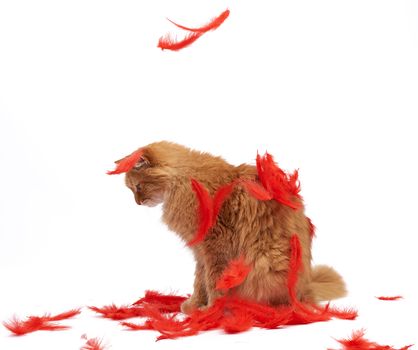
left=1, top=0, right=417, bottom=349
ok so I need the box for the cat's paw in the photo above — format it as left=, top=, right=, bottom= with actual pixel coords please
left=180, top=298, right=205, bottom=314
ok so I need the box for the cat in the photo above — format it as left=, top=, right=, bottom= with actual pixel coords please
left=118, top=141, right=346, bottom=314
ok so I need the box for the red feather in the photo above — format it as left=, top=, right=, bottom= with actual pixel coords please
left=256, top=152, right=303, bottom=209
left=221, top=309, right=253, bottom=334
left=88, top=304, right=146, bottom=320
left=330, top=329, right=413, bottom=350
left=3, top=317, right=68, bottom=335
left=212, top=182, right=236, bottom=220
left=226, top=298, right=293, bottom=329
left=107, top=149, right=143, bottom=175
left=89, top=291, right=189, bottom=322
left=133, top=290, right=188, bottom=313
left=48, top=309, right=81, bottom=321
left=158, top=32, right=202, bottom=51
left=216, top=256, right=251, bottom=291
left=121, top=321, right=152, bottom=331
left=307, top=217, right=316, bottom=239
left=81, top=337, right=107, bottom=350
left=3, top=308, right=80, bottom=336
left=134, top=290, right=188, bottom=306
left=239, top=179, right=273, bottom=200
left=287, top=234, right=303, bottom=305
left=187, top=179, right=214, bottom=246
left=376, top=296, right=403, bottom=301
left=158, top=9, right=230, bottom=51
left=321, top=305, right=358, bottom=320
left=167, top=9, right=230, bottom=33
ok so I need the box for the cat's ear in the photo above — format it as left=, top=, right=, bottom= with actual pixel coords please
left=132, top=155, right=150, bottom=171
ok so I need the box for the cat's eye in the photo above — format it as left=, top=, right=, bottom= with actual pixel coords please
left=136, top=183, right=142, bottom=192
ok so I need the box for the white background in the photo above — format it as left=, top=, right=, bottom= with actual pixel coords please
left=1, top=0, right=417, bottom=349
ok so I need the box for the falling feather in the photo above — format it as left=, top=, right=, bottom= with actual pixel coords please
left=158, top=9, right=230, bottom=51
left=167, top=9, right=230, bottom=33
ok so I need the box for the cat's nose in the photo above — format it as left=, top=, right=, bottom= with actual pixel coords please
left=134, top=192, right=143, bottom=205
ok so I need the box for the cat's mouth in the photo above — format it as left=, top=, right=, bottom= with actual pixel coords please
left=134, top=193, right=161, bottom=207
left=133, top=191, right=145, bottom=205
left=132, top=184, right=164, bottom=207
left=142, top=200, right=160, bottom=207
left=137, top=198, right=160, bottom=207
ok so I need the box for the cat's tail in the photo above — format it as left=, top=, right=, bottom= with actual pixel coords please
left=307, top=265, right=347, bottom=302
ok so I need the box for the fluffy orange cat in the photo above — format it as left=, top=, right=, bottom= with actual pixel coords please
left=117, top=141, right=346, bottom=314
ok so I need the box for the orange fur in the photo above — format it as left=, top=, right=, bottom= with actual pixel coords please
left=120, top=141, right=346, bottom=312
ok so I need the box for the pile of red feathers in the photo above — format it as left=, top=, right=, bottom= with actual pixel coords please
left=88, top=233, right=357, bottom=341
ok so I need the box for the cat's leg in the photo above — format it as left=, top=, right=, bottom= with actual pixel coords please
left=180, top=261, right=208, bottom=314
left=202, top=255, right=229, bottom=308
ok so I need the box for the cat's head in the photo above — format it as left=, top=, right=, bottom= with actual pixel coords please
left=112, top=141, right=190, bottom=207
